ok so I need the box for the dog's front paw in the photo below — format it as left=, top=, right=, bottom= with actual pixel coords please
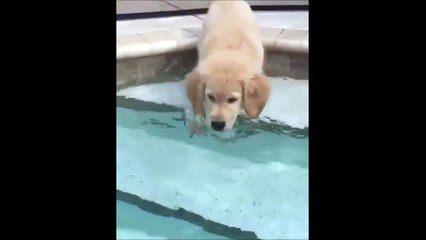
left=189, top=120, right=208, bottom=137
left=185, top=111, right=208, bottom=137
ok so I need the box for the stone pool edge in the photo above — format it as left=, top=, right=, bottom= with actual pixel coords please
left=117, top=27, right=308, bottom=60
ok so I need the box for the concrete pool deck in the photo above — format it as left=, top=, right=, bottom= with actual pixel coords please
left=117, top=0, right=309, bottom=14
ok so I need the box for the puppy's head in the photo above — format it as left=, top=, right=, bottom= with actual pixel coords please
left=185, top=68, right=270, bottom=132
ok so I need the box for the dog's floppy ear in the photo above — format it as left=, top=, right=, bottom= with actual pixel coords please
left=185, top=70, right=205, bottom=116
left=242, top=74, right=270, bottom=119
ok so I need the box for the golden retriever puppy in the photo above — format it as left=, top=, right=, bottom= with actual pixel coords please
left=185, top=0, right=270, bottom=133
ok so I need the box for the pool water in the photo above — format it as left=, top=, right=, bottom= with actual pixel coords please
left=117, top=199, right=228, bottom=239
left=116, top=77, right=308, bottom=239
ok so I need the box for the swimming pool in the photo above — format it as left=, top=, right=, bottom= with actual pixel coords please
left=116, top=8, right=308, bottom=238
left=116, top=76, right=308, bottom=239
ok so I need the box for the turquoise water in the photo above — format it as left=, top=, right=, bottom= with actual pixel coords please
left=116, top=96, right=308, bottom=239
left=117, top=199, right=227, bottom=239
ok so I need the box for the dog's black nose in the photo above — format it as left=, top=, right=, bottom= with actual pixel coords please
left=211, top=121, right=226, bottom=131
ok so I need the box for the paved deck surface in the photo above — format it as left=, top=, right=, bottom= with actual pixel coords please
left=117, top=0, right=309, bottom=14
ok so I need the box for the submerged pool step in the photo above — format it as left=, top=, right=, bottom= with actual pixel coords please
left=117, top=190, right=259, bottom=239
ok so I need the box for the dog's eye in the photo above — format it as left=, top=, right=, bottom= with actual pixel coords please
left=207, top=94, right=216, bottom=102
left=227, top=97, right=238, bottom=103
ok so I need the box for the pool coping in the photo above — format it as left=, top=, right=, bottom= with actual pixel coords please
left=117, top=27, right=308, bottom=60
